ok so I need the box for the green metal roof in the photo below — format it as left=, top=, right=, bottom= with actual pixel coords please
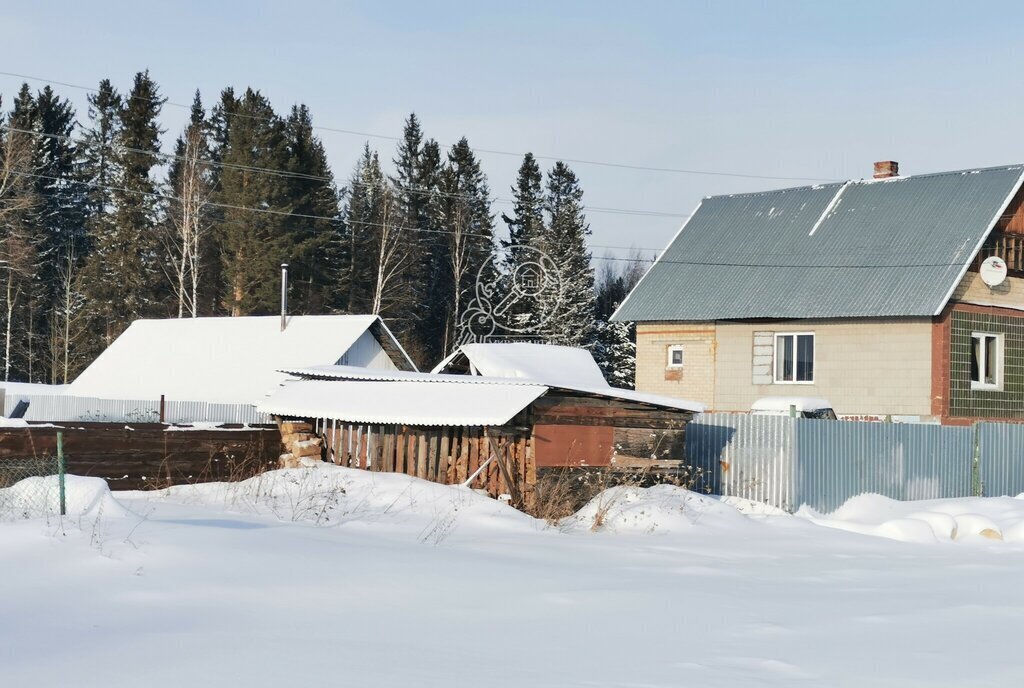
left=613, top=165, right=1024, bottom=322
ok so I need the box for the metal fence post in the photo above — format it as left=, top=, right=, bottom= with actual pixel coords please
left=57, top=431, right=66, bottom=516
left=972, top=422, right=982, bottom=497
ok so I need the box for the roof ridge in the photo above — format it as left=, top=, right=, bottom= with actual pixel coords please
left=703, top=163, right=1024, bottom=201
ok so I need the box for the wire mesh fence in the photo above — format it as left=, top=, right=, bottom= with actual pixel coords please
left=0, top=434, right=66, bottom=521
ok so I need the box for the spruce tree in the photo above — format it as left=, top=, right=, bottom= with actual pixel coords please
left=412, top=138, right=447, bottom=364
left=340, top=145, right=379, bottom=314
left=499, top=152, right=545, bottom=333
left=81, top=71, right=165, bottom=344
left=204, top=88, right=239, bottom=314
left=388, top=114, right=427, bottom=355
left=32, top=86, right=85, bottom=382
left=538, top=162, right=596, bottom=349
left=285, top=104, right=343, bottom=314
left=214, top=88, right=296, bottom=315
left=439, top=138, right=495, bottom=355
left=76, top=79, right=123, bottom=366
left=592, top=253, right=649, bottom=387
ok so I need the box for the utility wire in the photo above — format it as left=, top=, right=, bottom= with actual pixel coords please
left=4, top=167, right=988, bottom=269
left=0, top=124, right=690, bottom=219
left=0, top=70, right=842, bottom=183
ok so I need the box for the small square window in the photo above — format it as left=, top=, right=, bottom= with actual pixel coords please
left=970, top=332, right=1003, bottom=390
left=774, top=333, right=814, bottom=383
left=667, top=345, right=684, bottom=368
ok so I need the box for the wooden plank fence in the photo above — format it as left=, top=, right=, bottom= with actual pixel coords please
left=0, top=423, right=279, bottom=490
left=316, top=421, right=536, bottom=510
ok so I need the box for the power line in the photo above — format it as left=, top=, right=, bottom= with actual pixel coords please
left=5, top=168, right=985, bottom=270
left=4, top=167, right=493, bottom=240
left=0, top=70, right=842, bottom=183
left=0, top=124, right=690, bottom=219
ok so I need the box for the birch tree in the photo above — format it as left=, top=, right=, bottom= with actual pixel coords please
left=0, top=111, right=39, bottom=380
left=165, top=93, right=212, bottom=318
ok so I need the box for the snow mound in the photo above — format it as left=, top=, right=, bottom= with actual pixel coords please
left=0, top=475, right=129, bottom=520
left=143, top=465, right=537, bottom=541
left=563, top=484, right=756, bottom=534
left=800, top=492, right=1024, bottom=544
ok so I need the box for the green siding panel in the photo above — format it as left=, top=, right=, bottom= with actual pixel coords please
left=949, top=310, right=1024, bottom=418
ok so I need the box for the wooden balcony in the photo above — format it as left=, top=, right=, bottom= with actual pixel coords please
left=973, top=232, right=1024, bottom=274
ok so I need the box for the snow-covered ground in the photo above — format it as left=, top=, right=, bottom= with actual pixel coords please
left=3, top=466, right=1024, bottom=687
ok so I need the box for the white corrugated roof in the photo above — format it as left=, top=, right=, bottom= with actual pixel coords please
left=280, top=364, right=705, bottom=414
left=69, top=315, right=413, bottom=404
left=280, top=364, right=543, bottom=386
left=259, top=379, right=546, bottom=426
left=432, top=343, right=609, bottom=388
left=428, top=343, right=704, bottom=413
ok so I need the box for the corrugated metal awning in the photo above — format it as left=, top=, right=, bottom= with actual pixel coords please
left=259, top=379, right=547, bottom=426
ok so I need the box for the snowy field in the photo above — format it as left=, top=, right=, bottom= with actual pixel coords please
left=3, top=467, right=1024, bottom=687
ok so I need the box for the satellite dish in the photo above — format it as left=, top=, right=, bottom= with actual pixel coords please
left=980, top=256, right=1008, bottom=287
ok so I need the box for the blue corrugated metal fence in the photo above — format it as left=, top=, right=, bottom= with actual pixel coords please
left=792, top=420, right=973, bottom=513
left=687, top=414, right=979, bottom=513
left=977, top=423, right=1024, bottom=498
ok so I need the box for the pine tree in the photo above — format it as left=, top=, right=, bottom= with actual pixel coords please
left=439, top=138, right=495, bottom=355
left=285, top=103, right=342, bottom=314
left=82, top=71, right=165, bottom=344
left=214, top=88, right=297, bottom=315
left=538, top=162, right=596, bottom=348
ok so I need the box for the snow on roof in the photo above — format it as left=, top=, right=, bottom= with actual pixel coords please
left=433, top=343, right=609, bottom=388
left=0, top=382, right=68, bottom=396
left=279, top=364, right=705, bottom=414
left=69, top=315, right=412, bottom=405
left=259, top=379, right=546, bottom=426
left=280, top=364, right=543, bottom=386
left=750, top=397, right=834, bottom=412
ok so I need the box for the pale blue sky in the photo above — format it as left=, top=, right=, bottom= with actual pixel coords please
left=3, top=1, right=1024, bottom=257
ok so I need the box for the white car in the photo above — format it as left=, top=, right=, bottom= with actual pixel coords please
left=750, top=397, right=837, bottom=420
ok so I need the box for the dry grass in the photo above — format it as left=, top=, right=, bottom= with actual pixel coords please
left=528, top=464, right=705, bottom=526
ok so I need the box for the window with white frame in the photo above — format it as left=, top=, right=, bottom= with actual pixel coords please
left=970, top=332, right=1003, bottom=390
left=667, top=344, right=685, bottom=368
left=774, top=333, right=814, bottom=383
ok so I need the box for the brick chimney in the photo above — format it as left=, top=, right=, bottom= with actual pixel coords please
left=873, top=160, right=899, bottom=179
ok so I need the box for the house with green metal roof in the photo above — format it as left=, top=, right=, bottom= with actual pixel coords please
left=613, top=161, right=1024, bottom=423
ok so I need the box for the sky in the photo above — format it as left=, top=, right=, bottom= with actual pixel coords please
left=3, top=1, right=1024, bottom=263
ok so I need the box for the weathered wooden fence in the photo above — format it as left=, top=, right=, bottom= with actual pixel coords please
left=0, top=423, right=279, bottom=490
left=316, top=420, right=537, bottom=509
